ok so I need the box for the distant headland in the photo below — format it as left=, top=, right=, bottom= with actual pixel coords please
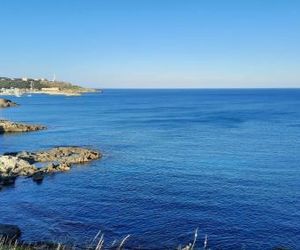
left=0, top=76, right=98, bottom=96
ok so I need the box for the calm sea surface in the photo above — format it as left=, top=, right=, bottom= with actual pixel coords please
left=0, top=89, right=299, bottom=249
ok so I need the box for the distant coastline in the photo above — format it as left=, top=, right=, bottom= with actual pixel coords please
left=0, top=76, right=99, bottom=96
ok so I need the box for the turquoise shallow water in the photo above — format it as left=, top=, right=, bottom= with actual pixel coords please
left=0, top=89, right=299, bottom=249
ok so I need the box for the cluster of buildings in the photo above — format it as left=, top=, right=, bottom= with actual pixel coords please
left=0, top=76, right=47, bottom=82
left=0, top=76, right=60, bottom=96
left=0, top=77, right=33, bottom=96
left=0, top=88, right=23, bottom=96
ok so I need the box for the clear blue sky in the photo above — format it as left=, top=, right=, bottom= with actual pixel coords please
left=0, top=0, right=299, bottom=88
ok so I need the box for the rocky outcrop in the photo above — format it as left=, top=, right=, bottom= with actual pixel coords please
left=12, top=146, right=101, bottom=165
left=0, top=155, right=37, bottom=176
left=1, top=147, right=101, bottom=187
left=0, top=120, right=46, bottom=134
left=0, top=155, right=37, bottom=187
left=0, top=224, right=21, bottom=241
left=0, top=98, right=18, bottom=108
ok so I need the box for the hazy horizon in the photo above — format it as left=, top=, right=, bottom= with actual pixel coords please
left=1, top=0, right=299, bottom=88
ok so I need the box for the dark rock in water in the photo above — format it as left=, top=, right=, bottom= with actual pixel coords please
left=32, top=171, right=45, bottom=183
left=0, top=175, right=17, bottom=186
left=0, top=224, right=21, bottom=241
left=0, top=98, right=18, bottom=108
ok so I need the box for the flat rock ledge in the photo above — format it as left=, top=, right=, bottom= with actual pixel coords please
left=0, top=98, right=18, bottom=108
left=0, top=147, right=101, bottom=188
left=0, top=120, right=46, bottom=134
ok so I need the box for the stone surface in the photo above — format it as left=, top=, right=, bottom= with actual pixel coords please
left=40, top=162, right=71, bottom=173
left=8, top=147, right=101, bottom=165
left=0, top=120, right=46, bottom=134
left=0, top=155, right=37, bottom=177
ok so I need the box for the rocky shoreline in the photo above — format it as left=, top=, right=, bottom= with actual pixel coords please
left=0, top=98, right=102, bottom=248
left=0, top=99, right=102, bottom=187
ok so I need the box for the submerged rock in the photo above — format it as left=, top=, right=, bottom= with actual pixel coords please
left=0, top=98, right=18, bottom=108
left=0, top=224, right=21, bottom=241
left=0, top=120, right=46, bottom=134
left=0, top=175, right=17, bottom=186
left=32, top=171, right=45, bottom=183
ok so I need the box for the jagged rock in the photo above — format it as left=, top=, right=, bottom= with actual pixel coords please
left=0, top=224, right=21, bottom=241
left=0, top=120, right=46, bottom=134
left=40, top=162, right=71, bottom=173
left=1, top=147, right=101, bottom=188
left=9, top=147, right=101, bottom=165
left=0, top=155, right=37, bottom=177
left=0, top=98, right=18, bottom=108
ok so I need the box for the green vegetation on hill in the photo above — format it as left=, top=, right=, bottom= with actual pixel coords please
left=0, top=78, right=85, bottom=91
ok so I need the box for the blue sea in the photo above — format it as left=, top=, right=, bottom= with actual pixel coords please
left=0, top=89, right=299, bottom=249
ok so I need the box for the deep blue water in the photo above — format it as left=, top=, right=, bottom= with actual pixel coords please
left=0, top=89, right=299, bottom=249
